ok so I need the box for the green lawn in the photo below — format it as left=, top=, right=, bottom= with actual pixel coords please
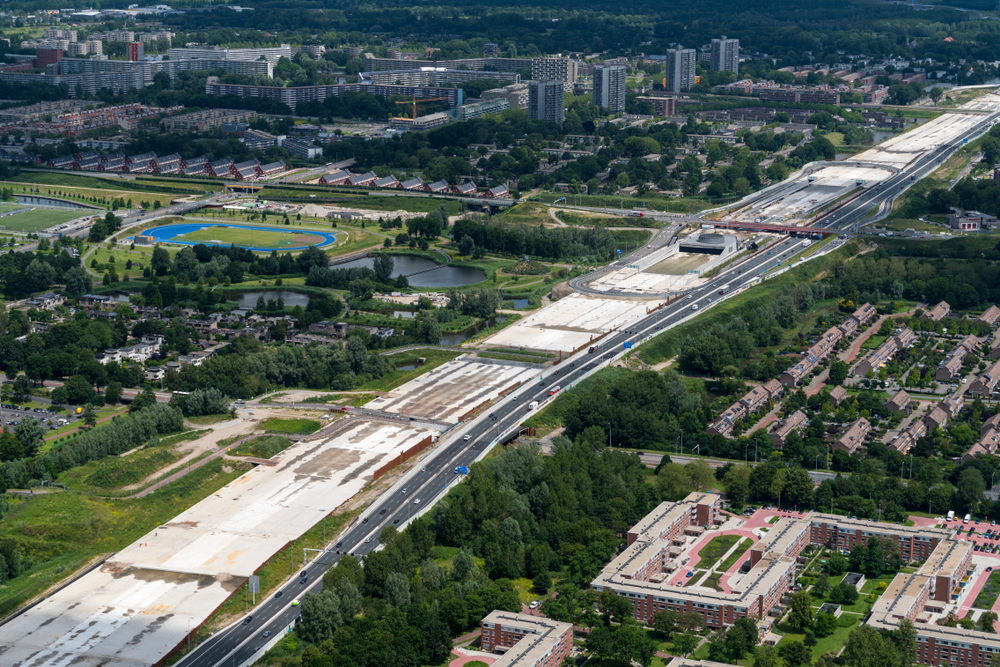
left=0, top=207, right=94, bottom=233
left=717, top=539, right=753, bottom=572
left=974, top=570, right=1000, bottom=609
left=260, top=417, right=322, bottom=435
left=233, top=435, right=294, bottom=459
left=695, top=534, right=742, bottom=570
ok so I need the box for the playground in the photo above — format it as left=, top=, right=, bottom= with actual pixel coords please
left=143, top=222, right=342, bottom=252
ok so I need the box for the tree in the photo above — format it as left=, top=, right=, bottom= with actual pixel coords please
left=14, top=418, right=42, bottom=457
left=384, top=571, right=411, bottom=607
left=724, top=463, right=751, bottom=507
left=297, top=590, right=342, bottom=643
left=778, top=640, right=813, bottom=667
left=672, top=631, right=699, bottom=656
left=64, top=266, right=92, bottom=299
left=83, top=404, right=98, bottom=428
left=652, top=609, right=679, bottom=639
left=532, top=571, right=551, bottom=595
left=827, top=552, right=849, bottom=576
left=828, top=361, right=849, bottom=386
left=894, top=618, right=918, bottom=667
left=372, top=253, right=394, bottom=283
left=11, top=375, right=28, bottom=403
left=458, top=235, right=476, bottom=256
left=843, top=623, right=899, bottom=667
left=151, top=246, right=171, bottom=275
left=754, top=644, right=780, bottom=667
left=979, top=611, right=998, bottom=634
left=788, top=590, right=814, bottom=631
left=598, top=588, right=634, bottom=625
left=958, top=467, right=986, bottom=512
left=813, top=572, right=831, bottom=598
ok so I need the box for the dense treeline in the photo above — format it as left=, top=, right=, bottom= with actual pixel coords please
left=0, top=403, right=183, bottom=492
left=452, top=217, right=616, bottom=262
left=288, top=431, right=659, bottom=666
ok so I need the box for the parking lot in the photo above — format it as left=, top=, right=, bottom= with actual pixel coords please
left=0, top=404, right=78, bottom=430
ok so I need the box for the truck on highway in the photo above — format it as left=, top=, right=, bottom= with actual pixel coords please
left=528, top=400, right=540, bottom=410
left=548, top=385, right=561, bottom=396
left=718, top=285, right=730, bottom=296
left=629, top=210, right=645, bottom=217
left=588, top=344, right=600, bottom=353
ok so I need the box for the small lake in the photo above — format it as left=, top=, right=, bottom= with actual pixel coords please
left=440, top=315, right=505, bottom=346
left=333, top=254, right=486, bottom=287
left=227, top=290, right=311, bottom=309
left=510, top=299, right=530, bottom=309
left=15, top=195, right=95, bottom=209
left=392, top=311, right=416, bottom=319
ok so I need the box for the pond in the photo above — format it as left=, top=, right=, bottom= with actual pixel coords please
left=334, top=254, right=486, bottom=287
left=392, top=311, right=416, bottom=319
left=511, top=299, right=530, bottom=309
left=396, top=363, right=418, bottom=371
left=440, top=315, right=505, bottom=346
left=15, top=195, right=96, bottom=209
left=226, top=290, right=311, bottom=309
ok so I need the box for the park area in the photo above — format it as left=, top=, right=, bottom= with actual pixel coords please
left=146, top=222, right=342, bottom=252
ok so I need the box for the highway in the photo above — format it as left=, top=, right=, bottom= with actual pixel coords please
left=181, top=110, right=1000, bottom=667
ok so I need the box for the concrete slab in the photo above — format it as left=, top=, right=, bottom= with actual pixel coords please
left=0, top=567, right=242, bottom=667
left=0, top=421, right=431, bottom=667
left=483, top=294, right=661, bottom=352
left=115, top=421, right=429, bottom=577
left=366, top=357, right=537, bottom=424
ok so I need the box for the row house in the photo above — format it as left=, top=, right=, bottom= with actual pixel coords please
left=780, top=327, right=844, bottom=387
left=234, top=166, right=259, bottom=181
left=125, top=151, right=156, bottom=167
left=963, top=424, right=1000, bottom=463
left=348, top=171, right=378, bottom=187
left=319, top=169, right=351, bottom=185
left=968, top=359, right=1000, bottom=398
left=427, top=179, right=450, bottom=193
left=885, top=389, right=912, bottom=416
left=770, top=410, right=808, bottom=448
left=207, top=159, right=235, bottom=178
left=979, top=305, right=1000, bottom=328
left=926, top=301, right=951, bottom=322
left=233, top=158, right=262, bottom=177
left=153, top=153, right=181, bottom=174
left=47, top=155, right=75, bottom=169
left=852, top=302, right=878, bottom=328
left=487, top=184, right=510, bottom=199
left=260, top=160, right=285, bottom=176
left=707, top=379, right=784, bottom=439
left=400, top=177, right=424, bottom=190
left=455, top=181, right=477, bottom=196
left=891, top=419, right=927, bottom=455
left=374, top=175, right=400, bottom=189
left=855, top=327, right=916, bottom=376
left=834, top=417, right=871, bottom=455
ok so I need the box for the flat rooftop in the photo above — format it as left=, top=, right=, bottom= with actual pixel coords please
left=483, top=294, right=661, bottom=353
left=752, top=517, right=808, bottom=555
left=0, top=421, right=431, bottom=667
left=870, top=572, right=930, bottom=618
left=810, top=513, right=953, bottom=541
left=917, top=539, right=972, bottom=579
left=365, top=357, right=537, bottom=424
left=484, top=611, right=573, bottom=667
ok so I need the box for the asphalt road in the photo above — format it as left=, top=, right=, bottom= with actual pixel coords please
left=180, top=110, right=1000, bottom=667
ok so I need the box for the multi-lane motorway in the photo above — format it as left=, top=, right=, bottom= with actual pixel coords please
left=180, top=109, right=1000, bottom=667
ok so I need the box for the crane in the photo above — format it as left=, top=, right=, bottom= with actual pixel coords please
left=394, top=95, right=449, bottom=120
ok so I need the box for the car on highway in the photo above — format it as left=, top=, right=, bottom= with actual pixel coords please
left=414, top=499, right=420, bottom=504
left=242, top=616, right=253, bottom=625
left=292, top=600, right=300, bottom=606
left=364, top=537, right=372, bottom=543
left=263, top=631, right=272, bottom=638
left=299, top=577, right=308, bottom=584
left=463, top=435, right=471, bottom=441
left=275, top=591, right=282, bottom=598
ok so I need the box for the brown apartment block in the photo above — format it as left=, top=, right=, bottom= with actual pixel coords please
left=480, top=611, right=573, bottom=667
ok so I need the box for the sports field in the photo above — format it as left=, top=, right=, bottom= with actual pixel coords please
left=145, top=223, right=341, bottom=251
left=0, top=207, right=92, bottom=233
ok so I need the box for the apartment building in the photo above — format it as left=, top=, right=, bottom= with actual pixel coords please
left=710, top=37, right=739, bottom=74
left=528, top=79, right=564, bottom=126
left=480, top=612, right=573, bottom=667
left=204, top=77, right=463, bottom=112
left=834, top=418, right=871, bottom=455
left=482, top=83, right=530, bottom=110
left=284, top=138, right=323, bottom=160
left=968, top=359, right=1000, bottom=398
left=665, top=47, right=696, bottom=93
left=243, top=129, right=281, bottom=150
left=363, top=68, right=519, bottom=87
left=635, top=96, right=676, bottom=116
left=167, top=44, right=292, bottom=65
left=531, top=57, right=578, bottom=87
left=915, top=539, right=973, bottom=603
left=593, top=64, right=627, bottom=113
left=926, top=301, right=951, bottom=321
left=885, top=390, right=912, bottom=415
left=162, top=108, right=258, bottom=133
left=749, top=517, right=810, bottom=566
left=979, top=305, right=1000, bottom=328
left=455, top=97, right=509, bottom=120
left=809, top=514, right=950, bottom=561
left=770, top=410, right=808, bottom=448
left=363, top=54, right=533, bottom=73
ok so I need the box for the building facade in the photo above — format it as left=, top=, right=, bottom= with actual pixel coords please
left=593, top=65, right=627, bottom=113
left=528, top=79, right=564, bottom=126
left=665, top=47, right=696, bottom=93
left=710, top=37, right=739, bottom=74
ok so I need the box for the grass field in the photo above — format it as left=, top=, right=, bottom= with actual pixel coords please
left=233, top=435, right=294, bottom=458
left=260, top=417, right=322, bottom=434
left=695, top=534, right=742, bottom=570
left=0, top=207, right=92, bottom=233
left=974, top=570, right=1000, bottom=609
left=177, top=226, right=330, bottom=249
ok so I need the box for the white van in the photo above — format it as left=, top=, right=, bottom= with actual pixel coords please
left=947, top=510, right=955, bottom=521
left=964, top=513, right=971, bottom=524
